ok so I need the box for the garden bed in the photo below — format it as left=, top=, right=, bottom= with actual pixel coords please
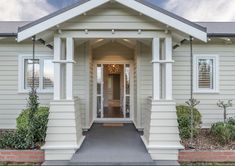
left=179, top=129, right=235, bottom=163
left=182, top=129, right=235, bottom=150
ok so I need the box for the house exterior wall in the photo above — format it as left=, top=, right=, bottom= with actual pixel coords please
left=0, top=43, right=53, bottom=129
left=135, top=43, right=235, bottom=128
left=73, top=43, right=90, bottom=128
left=1, top=42, right=235, bottom=129
left=136, top=42, right=153, bottom=128
left=60, top=2, right=165, bottom=31
left=173, top=44, right=235, bottom=128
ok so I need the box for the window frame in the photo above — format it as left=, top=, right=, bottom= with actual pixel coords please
left=193, top=54, right=219, bottom=93
left=18, top=54, right=53, bottom=93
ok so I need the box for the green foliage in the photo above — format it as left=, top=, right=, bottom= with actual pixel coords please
left=17, top=107, right=49, bottom=143
left=27, top=88, right=39, bottom=112
left=0, top=129, right=31, bottom=149
left=26, top=88, right=40, bottom=148
left=211, top=121, right=235, bottom=144
left=228, top=117, right=235, bottom=125
left=176, top=105, right=202, bottom=139
left=0, top=107, right=49, bottom=149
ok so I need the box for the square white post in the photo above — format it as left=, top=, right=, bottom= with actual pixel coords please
left=66, top=37, right=74, bottom=100
left=54, top=37, right=61, bottom=100
left=152, top=38, right=160, bottom=100
left=165, top=37, right=173, bottom=100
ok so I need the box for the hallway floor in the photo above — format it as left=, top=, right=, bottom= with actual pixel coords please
left=69, top=123, right=154, bottom=165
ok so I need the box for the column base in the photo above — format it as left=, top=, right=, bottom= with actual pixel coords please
left=143, top=100, right=184, bottom=161
left=43, top=99, right=85, bottom=161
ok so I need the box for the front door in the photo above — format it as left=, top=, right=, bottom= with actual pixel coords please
left=95, top=63, right=132, bottom=120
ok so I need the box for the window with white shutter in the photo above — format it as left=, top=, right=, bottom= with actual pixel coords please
left=194, top=55, right=219, bottom=93
left=18, top=55, right=53, bottom=93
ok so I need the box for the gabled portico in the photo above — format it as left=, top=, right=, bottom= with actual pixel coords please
left=17, top=0, right=207, bottom=163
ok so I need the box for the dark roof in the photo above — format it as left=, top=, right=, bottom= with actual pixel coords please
left=197, top=22, right=235, bottom=37
left=0, top=21, right=29, bottom=36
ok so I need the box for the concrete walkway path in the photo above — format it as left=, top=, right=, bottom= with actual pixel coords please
left=69, top=123, right=155, bottom=165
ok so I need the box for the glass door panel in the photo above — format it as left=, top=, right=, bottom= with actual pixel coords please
left=124, top=64, right=130, bottom=118
left=96, top=64, right=103, bottom=118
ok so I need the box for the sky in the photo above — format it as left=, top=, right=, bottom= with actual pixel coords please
left=0, top=0, right=235, bottom=22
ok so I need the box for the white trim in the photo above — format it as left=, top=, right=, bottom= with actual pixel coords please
left=18, top=54, right=53, bottom=94
left=17, top=0, right=207, bottom=42
left=54, top=37, right=62, bottom=100
left=56, top=30, right=169, bottom=39
left=53, top=60, right=75, bottom=63
left=165, top=37, right=173, bottom=100
left=66, top=37, right=74, bottom=100
left=193, top=54, right=220, bottom=93
left=152, top=38, right=160, bottom=100
left=93, top=61, right=134, bottom=122
left=17, top=0, right=110, bottom=41
left=116, top=0, right=207, bottom=42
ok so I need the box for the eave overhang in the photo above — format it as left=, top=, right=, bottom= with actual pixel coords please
left=17, top=0, right=207, bottom=42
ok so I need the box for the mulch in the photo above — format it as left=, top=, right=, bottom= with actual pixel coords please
left=182, top=129, right=235, bottom=150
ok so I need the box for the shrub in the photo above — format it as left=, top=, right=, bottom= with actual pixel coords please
left=0, top=107, right=49, bottom=149
left=228, top=117, right=235, bottom=125
left=211, top=122, right=235, bottom=144
left=176, top=105, right=202, bottom=139
left=0, top=129, right=31, bottom=149
left=17, top=107, right=49, bottom=143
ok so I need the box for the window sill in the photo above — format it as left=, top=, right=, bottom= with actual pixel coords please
left=193, top=91, right=220, bottom=94
left=18, top=90, right=53, bottom=94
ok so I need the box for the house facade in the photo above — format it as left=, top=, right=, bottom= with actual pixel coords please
left=0, top=0, right=235, bottom=163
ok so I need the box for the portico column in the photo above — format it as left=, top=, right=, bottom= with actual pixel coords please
left=165, top=37, right=173, bottom=100
left=66, top=37, right=74, bottom=100
left=144, top=36, right=183, bottom=163
left=43, top=37, right=85, bottom=161
left=53, top=37, right=62, bottom=100
left=152, top=38, right=161, bottom=100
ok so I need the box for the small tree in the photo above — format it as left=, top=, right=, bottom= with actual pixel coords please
left=26, top=87, right=39, bottom=148
left=217, top=100, right=232, bottom=123
left=185, top=98, right=200, bottom=148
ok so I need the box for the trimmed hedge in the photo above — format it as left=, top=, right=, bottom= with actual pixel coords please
left=0, top=107, right=49, bottom=149
left=176, top=105, right=202, bottom=139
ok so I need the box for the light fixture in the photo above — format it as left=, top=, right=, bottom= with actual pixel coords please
left=58, top=29, right=62, bottom=34
left=107, top=64, right=120, bottom=74
left=96, top=39, right=104, bottom=42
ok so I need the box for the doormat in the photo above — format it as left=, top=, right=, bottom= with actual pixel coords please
left=103, top=123, right=124, bottom=127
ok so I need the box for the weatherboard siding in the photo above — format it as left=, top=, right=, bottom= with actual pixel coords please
left=137, top=42, right=153, bottom=127
left=0, top=44, right=53, bottom=129
left=61, top=2, right=164, bottom=31
left=173, top=44, right=235, bottom=128
left=73, top=43, right=89, bottom=128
